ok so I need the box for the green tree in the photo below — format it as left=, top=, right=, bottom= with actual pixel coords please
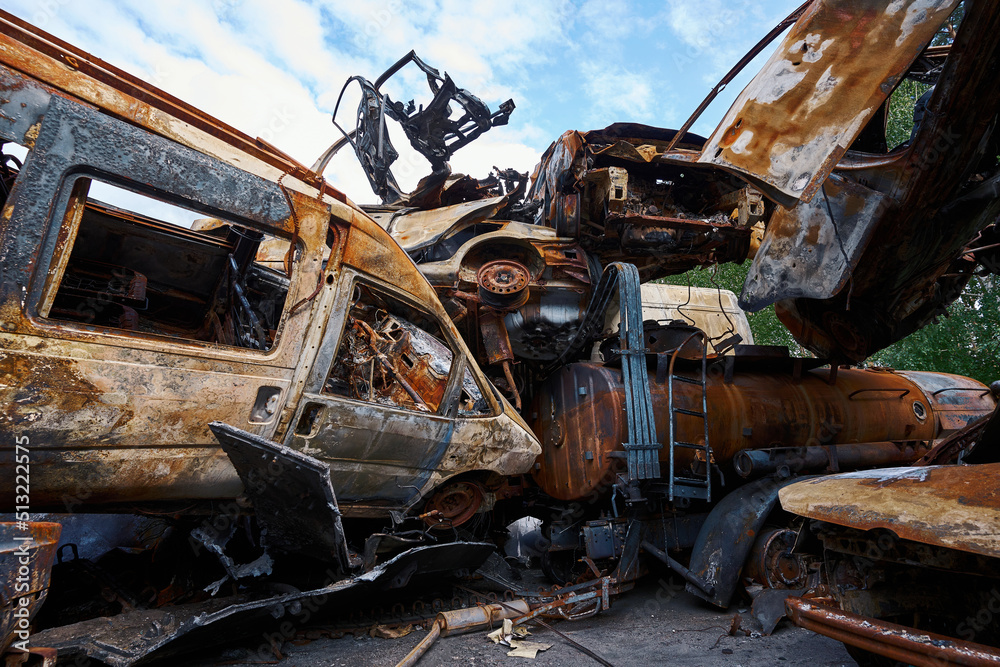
left=868, top=275, right=1000, bottom=385
left=659, top=3, right=1000, bottom=384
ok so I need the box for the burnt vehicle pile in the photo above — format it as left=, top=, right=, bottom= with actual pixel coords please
left=2, top=1, right=1000, bottom=665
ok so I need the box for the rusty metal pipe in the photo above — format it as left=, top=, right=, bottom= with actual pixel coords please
left=395, top=617, right=442, bottom=667
left=641, top=540, right=715, bottom=597
left=733, top=440, right=934, bottom=479
left=786, top=597, right=1000, bottom=667
left=394, top=600, right=530, bottom=667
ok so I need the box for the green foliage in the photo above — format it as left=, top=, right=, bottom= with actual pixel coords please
left=867, top=275, right=1000, bottom=385
left=656, top=3, right=1000, bottom=384
left=886, top=78, right=932, bottom=150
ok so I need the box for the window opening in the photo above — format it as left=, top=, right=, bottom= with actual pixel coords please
left=42, top=178, right=289, bottom=350
left=323, top=282, right=490, bottom=415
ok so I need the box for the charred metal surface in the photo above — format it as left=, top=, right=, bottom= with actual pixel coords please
left=768, top=1, right=1000, bottom=361
left=373, top=196, right=508, bottom=253
left=0, top=522, right=60, bottom=652
left=527, top=124, right=756, bottom=281
left=780, top=463, right=1000, bottom=558
left=32, top=542, right=495, bottom=667
left=787, top=597, right=1000, bottom=667
left=0, top=94, right=320, bottom=508
left=323, top=51, right=513, bottom=203
left=211, top=423, right=351, bottom=573
left=684, top=477, right=807, bottom=608
left=741, top=172, right=888, bottom=310
left=0, top=11, right=540, bottom=527
left=700, top=0, right=960, bottom=206
left=531, top=362, right=991, bottom=502
left=380, top=52, right=514, bottom=169
left=3, top=95, right=293, bottom=310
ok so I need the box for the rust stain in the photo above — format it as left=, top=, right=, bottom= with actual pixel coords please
left=699, top=0, right=961, bottom=205
left=531, top=363, right=989, bottom=502
left=780, top=463, right=1000, bottom=558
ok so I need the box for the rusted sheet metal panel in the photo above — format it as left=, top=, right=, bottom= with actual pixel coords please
left=340, top=208, right=450, bottom=309
left=211, top=423, right=351, bottom=571
left=1, top=95, right=297, bottom=311
left=699, top=0, right=959, bottom=207
left=0, top=66, right=54, bottom=147
left=286, top=390, right=539, bottom=516
left=786, top=597, right=1000, bottom=667
left=0, top=522, right=60, bottom=653
left=528, top=130, right=586, bottom=222
left=531, top=363, right=989, bottom=502
left=898, top=370, right=996, bottom=432
left=685, top=477, right=805, bottom=608
left=741, top=172, right=888, bottom=310
left=380, top=195, right=507, bottom=252
left=0, top=90, right=337, bottom=510
left=779, top=463, right=1000, bottom=558
left=0, top=344, right=278, bottom=506
left=772, top=2, right=1000, bottom=362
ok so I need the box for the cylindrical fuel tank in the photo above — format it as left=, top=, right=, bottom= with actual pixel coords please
left=531, top=363, right=996, bottom=501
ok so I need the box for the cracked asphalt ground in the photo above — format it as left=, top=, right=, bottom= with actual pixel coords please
left=193, top=573, right=857, bottom=667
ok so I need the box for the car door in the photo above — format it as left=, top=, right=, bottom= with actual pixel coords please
left=1, top=96, right=324, bottom=508
left=284, top=269, right=494, bottom=510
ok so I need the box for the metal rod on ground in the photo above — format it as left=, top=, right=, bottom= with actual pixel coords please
left=394, top=600, right=530, bottom=667
left=641, top=540, right=716, bottom=597
left=455, top=584, right=616, bottom=667
left=395, top=618, right=443, bottom=667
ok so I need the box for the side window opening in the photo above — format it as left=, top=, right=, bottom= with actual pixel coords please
left=323, top=282, right=491, bottom=416
left=40, top=177, right=289, bottom=351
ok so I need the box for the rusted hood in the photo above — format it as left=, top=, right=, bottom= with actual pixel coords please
left=699, top=0, right=960, bottom=207
left=779, top=463, right=1000, bottom=558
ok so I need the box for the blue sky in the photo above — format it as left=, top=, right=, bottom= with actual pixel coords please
left=4, top=0, right=801, bottom=202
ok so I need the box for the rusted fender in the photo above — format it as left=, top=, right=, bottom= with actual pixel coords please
left=740, top=172, right=888, bottom=310
left=779, top=463, right=1000, bottom=558
left=699, top=0, right=960, bottom=208
left=686, top=476, right=809, bottom=608
left=786, top=597, right=1000, bottom=667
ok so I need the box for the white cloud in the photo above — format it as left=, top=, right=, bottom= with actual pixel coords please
left=579, top=61, right=656, bottom=124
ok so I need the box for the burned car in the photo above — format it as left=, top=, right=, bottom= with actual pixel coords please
left=325, top=0, right=1000, bottom=616
left=778, top=399, right=1000, bottom=665
left=0, top=10, right=542, bottom=662
left=2, top=0, right=1000, bottom=664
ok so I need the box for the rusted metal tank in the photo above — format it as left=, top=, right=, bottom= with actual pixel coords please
left=531, top=362, right=995, bottom=501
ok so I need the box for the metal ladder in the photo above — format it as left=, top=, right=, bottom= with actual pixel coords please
left=666, top=331, right=712, bottom=501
